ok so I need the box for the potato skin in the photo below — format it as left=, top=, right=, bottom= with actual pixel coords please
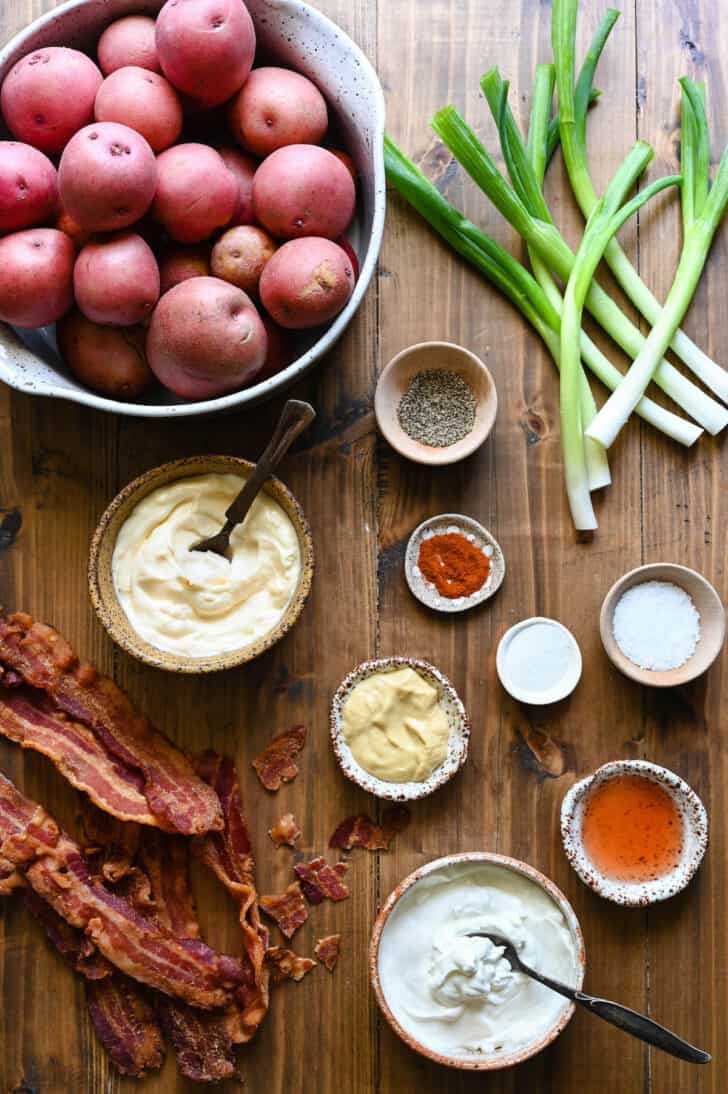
left=159, top=244, right=212, bottom=294
left=0, top=142, right=58, bottom=233
left=218, top=147, right=257, bottom=226
left=58, top=122, right=157, bottom=232
left=0, top=47, right=103, bottom=155
left=252, top=144, right=355, bottom=240
left=97, top=16, right=161, bottom=76
left=152, top=143, right=237, bottom=243
left=58, top=309, right=153, bottom=400
left=211, top=225, right=276, bottom=295
left=259, top=236, right=354, bottom=329
left=95, top=67, right=183, bottom=153
left=146, top=276, right=267, bottom=399
left=256, top=313, right=293, bottom=382
left=155, top=0, right=255, bottom=107
left=74, top=232, right=160, bottom=327
left=228, top=67, right=327, bottom=157
left=0, top=228, right=75, bottom=327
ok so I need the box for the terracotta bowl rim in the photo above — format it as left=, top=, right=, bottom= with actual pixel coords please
left=88, top=454, right=314, bottom=673
left=369, top=850, right=585, bottom=1070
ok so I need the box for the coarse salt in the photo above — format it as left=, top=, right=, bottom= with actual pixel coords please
left=613, top=581, right=700, bottom=671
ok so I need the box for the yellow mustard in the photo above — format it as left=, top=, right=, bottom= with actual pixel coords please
left=341, top=666, right=449, bottom=783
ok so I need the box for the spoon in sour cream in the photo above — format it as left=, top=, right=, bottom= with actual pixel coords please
left=468, top=932, right=710, bottom=1064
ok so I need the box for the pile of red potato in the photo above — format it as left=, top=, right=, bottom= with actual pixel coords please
left=0, top=0, right=359, bottom=402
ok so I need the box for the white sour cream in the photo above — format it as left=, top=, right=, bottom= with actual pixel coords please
left=112, top=473, right=301, bottom=658
left=378, top=860, right=580, bottom=1060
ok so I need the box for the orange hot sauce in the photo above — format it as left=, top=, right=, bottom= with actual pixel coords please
left=581, top=775, right=683, bottom=883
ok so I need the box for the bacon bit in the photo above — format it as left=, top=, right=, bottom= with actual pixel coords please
left=269, top=812, right=301, bottom=848
left=314, top=934, right=342, bottom=972
left=294, top=858, right=349, bottom=905
left=259, top=881, right=308, bottom=939
left=0, top=855, right=25, bottom=895
left=252, top=725, right=306, bottom=791
left=266, top=946, right=316, bottom=983
left=0, top=612, right=222, bottom=835
left=85, top=975, right=165, bottom=1078
left=329, top=806, right=411, bottom=852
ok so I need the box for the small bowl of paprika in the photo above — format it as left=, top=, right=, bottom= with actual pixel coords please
left=405, top=514, right=505, bottom=613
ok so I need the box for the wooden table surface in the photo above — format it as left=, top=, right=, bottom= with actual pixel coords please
left=1, top=0, right=726, bottom=1091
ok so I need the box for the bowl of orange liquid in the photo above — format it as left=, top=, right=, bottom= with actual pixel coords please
left=560, top=760, right=708, bottom=906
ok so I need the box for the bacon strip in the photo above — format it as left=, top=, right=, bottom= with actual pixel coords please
left=329, top=806, right=411, bottom=852
left=24, top=888, right=113, bottom=980
left=294, top=858, right=349, bottom=905
left=259, top=881, right=308, bottom=939
left=0, top=687, right=160, bottom=826
left=85, top=976, right=165, bottom=1077
left=252, top=725, right=306, bottom=791
left=269, top=812, right=301, bottom=848
left=266, top=946, right=316, bottom=983
left=82, top=806, right=141, bottom=884
left=0, top=613, right=222, bottom=835
left=0, top=855, right=25, bottom=894
left=314, top=934, right=342, bottom=972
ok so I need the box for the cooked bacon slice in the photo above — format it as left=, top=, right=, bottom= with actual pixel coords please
left=314, top=934, right=342, bottom=972
left=0, top=770, right=59, bottom=863
left=252, top=725, right=306, bottom=791
left=0, top=687, right=160, bottom=826
left=269, top=812, right=301, bottom=848
left=85, top=976, right=165, bottom=1078
left=259, top=881, right=308, bottom=939
left=294, top=858, right=349, bottom=905
left=0, top=855, right=25, bottom=895
left=329, top=806, right=411, bottom=852
left=193, top=751, right=270, bottom=1043
left=266, top=946, right=316, bottom=983
left=24, top=888, right=113, bottom=980
left=0, top=613, right=222, bottom=835
left=82, top=807, right=141, bottom=884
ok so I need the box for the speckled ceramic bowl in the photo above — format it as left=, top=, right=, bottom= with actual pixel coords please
left=369, top=852, right=585, bottom=1070
left=560, top=760, right=708, bottom=906
left=405, top=514, right=505, bottom=613
left=88, top=455, right=314, bottom=673
left=0, top=0, right=385, bottom=417
left=330, top=657, right=469, bottom=801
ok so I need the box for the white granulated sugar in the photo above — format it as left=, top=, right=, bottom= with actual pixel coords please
left=613, top=581, right=701, bottom=671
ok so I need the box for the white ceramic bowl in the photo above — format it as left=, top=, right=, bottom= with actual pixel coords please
left=496, top=617, right=582, bottom=705
left=0, top=0, right=385, bottom=417
left=404, top=513, right=505, bottom=613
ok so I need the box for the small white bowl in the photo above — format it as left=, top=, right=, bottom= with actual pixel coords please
left=330, top=657, right=469, bottom=801
left=404, top=514, right=505, bottom=613
left=496, top=618, right=582, bottom=705
left=560, top=760, right=709, bottom=906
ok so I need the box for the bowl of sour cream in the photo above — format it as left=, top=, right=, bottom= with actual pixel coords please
left=89, top=455, right=313, bottom=672
left=370, top=853, right=585, bottom=1070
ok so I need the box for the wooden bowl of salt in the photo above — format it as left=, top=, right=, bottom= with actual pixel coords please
left=600, top=563, right=725, bottom=687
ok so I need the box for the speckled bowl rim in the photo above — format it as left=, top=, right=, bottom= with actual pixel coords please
left=330, top=657, right=470, bottom=801
left=404, top=513, right=505, bottom=613
left=88, top=455, right=314, bottom=673
left=369, top=851, right=585, bottom=1071
left=496, top=617, right=583, bottom=705
left=560, top=760, right=709, bottom=907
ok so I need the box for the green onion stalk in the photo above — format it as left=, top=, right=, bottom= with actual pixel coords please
left=586, top=78, right=728, bottom=447
left=552, top=0, right=728, bottom=405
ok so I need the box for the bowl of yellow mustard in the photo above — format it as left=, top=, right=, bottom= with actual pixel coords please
left=330, top=657, right=470, bottom=801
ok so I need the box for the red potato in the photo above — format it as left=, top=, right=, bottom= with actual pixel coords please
left=0, top=47, right=102, bottom=155
left=55, top=207, right=94, bottom=251
left=211, top=225, right=276, bottom=295
left=155, top=0, right=255, bottom=108
left=259, top=236, right=354, bottom=329
left=0, top=228, right=75, bottom=327
left=58, top=310, right=153, bottom=400
left=252, top=144, right=355, bottom=240
left=0, top=142, right=58, bottom=233
left=329, top=148, right=356, bottom=183
left=336, top=236, right=359, bottom=281
left=218, top=147, right=257, bottom=226
left=58, top=122, right=157, bottom=232
left=74, top=233, right=160, bottom=327
left=159, top=244, right=212, bottom=294
left=152, top=143, right=237, bottom=242
left=97, top=15, right=161, bottom=75
left=146, top=276, right=267, bottom=399
left=256, top=313, right=293, bottom=382
left=228, top=67, right=327, bottom=157
left=95, top=67, right=183, bottom=153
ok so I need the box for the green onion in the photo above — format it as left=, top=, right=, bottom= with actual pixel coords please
left=552, top=0, right=728, bottom=404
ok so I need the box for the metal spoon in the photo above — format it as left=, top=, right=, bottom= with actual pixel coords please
left=190, top=399, right=315, bottom=558
left=467, top=932, right=710, bottom=1064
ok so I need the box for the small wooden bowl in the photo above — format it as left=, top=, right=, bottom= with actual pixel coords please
left=600, top=563, right=725, bottom=687
left=88, top=455, right=314, bottom=674
left=374, top=341, right=497, bottom=466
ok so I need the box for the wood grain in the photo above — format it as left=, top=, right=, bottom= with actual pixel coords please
left=0, top=0, right=726, bottom=1091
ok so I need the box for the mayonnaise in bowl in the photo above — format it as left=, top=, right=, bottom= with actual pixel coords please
left=372, top=854, right=583, bottom=1069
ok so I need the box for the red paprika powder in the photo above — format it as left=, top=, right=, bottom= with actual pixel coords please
left=417, top=532, right=490, bottom=598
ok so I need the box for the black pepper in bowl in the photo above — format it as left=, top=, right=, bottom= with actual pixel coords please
left=397, top=369, right=476, bottom=447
